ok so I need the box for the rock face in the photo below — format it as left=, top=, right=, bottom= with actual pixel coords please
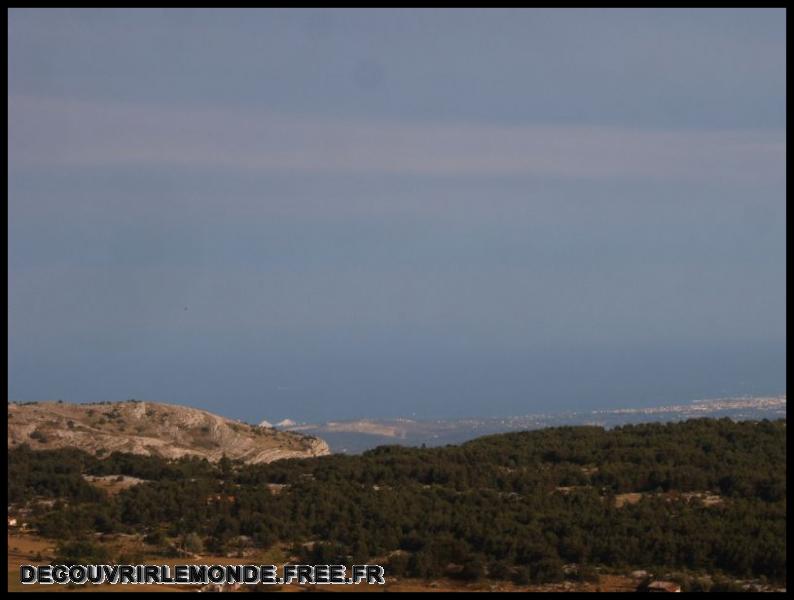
left=7, top=400, right=330, bottom=464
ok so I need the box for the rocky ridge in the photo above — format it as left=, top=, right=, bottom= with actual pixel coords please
left=7, top=400, right=330, bottom=464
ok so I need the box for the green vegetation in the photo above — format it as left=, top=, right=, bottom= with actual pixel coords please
left=52, top=540, right=110, bottom=566
left=7, top=418, right=786, bottom=583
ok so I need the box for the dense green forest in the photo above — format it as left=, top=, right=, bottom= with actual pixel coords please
left=7, top=418, right=786, bottom=584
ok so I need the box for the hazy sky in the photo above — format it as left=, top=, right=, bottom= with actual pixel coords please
left=8, top=9, right=786, bottom=422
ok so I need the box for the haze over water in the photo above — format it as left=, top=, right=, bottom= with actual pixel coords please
left=8, top=9, right=786, bottom=423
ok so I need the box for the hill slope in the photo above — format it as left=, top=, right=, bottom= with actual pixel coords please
left=7, top=400, right=329, bottom=464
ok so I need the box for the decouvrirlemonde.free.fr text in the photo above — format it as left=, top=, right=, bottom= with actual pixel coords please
left=20, top=563, right=386, bottom=586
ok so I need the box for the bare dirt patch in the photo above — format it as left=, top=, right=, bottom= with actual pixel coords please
left=614, top=492, right=644, bottom=508
left=82, top=475, right=147, bottom=496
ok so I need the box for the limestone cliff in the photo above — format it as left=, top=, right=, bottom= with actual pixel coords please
left=7, top=400, right=330, bottom=464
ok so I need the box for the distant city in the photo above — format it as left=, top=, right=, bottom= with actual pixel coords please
left=277, top=395, right=787, bottom=453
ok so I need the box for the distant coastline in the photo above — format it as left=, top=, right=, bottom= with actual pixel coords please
left=281, top=395, right=786, bottom=453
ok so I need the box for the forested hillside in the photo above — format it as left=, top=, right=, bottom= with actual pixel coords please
left=8, top=418, right=786, bottom=585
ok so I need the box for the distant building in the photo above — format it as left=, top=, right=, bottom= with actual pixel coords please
left=206, top=494, right=236, bottom=505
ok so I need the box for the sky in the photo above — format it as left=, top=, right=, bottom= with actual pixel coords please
left=8, top=8, right=786, bottom=422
